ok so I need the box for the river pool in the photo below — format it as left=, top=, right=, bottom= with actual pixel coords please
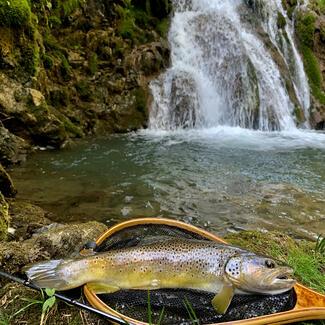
left=10, top=127, right=325, bottom=240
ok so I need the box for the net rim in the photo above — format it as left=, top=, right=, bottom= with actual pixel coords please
left=83, top=218, right=325, bottom=325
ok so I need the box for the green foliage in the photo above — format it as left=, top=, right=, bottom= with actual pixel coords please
left=277, top=12, right=286, bottom=29
left=134, top=87, right=147, bottom=114
left=57, top=52, right=71, bottom=81
left=296, top=10, right=325, bottom=105
left=156, top=18, right=169, bottom=37
left=296, top=11, right=316, bottom=48
left=183, top=297, right=199, bottom=323
left=0, top=0, right=31, bottom=27
left=0, top=311, right=10, bottom=325
left=287, top=249, right=325, bottom=293
left=21, top=43, right=40, bottom=76
left=315, top=235, right=325, bottom=255
left=75, top=80, right=93, bottom=101
left=1, top=288, right=57, bottom=325
left=309, top=0, right=325, bottom=14
left=293, top=106, right=305, bottom=123
left=61, top=0, right=83, bottom=17
left=300, top=45, right=325, bottom=104
left=116, top=3, right=137, bottom=40
left=48, top=15, right=61, bottom=28
left=61, top=116, right=84, bottom=138
left=147, top=290, right=165, bottom=325
left=88, top=52, right=98, bottom=76
left=42, top=53, right=54, bottom=70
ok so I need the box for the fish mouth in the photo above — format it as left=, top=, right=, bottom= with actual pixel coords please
left=271, top=267, right=296, bottom=287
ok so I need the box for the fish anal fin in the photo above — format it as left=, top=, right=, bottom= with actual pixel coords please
left=211, top=284, right=234, bottom=314
left=87, top=282, right=119, bottom=294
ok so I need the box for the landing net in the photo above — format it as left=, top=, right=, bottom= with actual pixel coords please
left=94, top=223, right=296, bottom=324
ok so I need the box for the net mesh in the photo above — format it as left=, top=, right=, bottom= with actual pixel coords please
left=93, top=223, right=296, bottom=324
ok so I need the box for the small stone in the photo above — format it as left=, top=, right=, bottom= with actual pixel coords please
left=26, top=88, right=46, bottom=107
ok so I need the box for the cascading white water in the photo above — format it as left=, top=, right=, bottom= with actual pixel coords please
left=149, top=0, right=310, bottom=131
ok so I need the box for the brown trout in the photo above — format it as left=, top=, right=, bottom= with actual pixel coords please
left=24, top=239, right=295, bottom=314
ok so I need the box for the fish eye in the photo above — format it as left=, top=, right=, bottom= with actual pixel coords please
left=265, top=260, right=276, bottom=268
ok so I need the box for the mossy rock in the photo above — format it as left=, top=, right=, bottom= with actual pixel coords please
left=277, top=12, right=286, bottom=29
left=0, top=0, right=31, bottom=28
left=296, top=10, right=325, bottom=105
left=0, top=192, right=9, bottom=241
left=296, top=11, right=317, bottom=48
left=0, top=164, right=16, bottom=198
left=8, top=201, right=51, bottom=240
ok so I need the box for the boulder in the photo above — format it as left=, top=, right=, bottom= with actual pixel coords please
left=126, top=41, right=170, bottom=76
left=0, top=163, right=16, bottom=197
left=0, top=126, right=29, bottom=166
left=169, top=71, right=200, bottom=128
left=0, top=221, right=107, bottom=273
left=8, top=201, right=51, bottom=240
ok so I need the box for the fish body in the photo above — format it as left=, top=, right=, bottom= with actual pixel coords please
left=25, top=238, right=295, bottom=314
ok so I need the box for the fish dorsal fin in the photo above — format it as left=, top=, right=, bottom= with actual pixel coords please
left=211, top=284, right=234, bottom=314
left=87, top=282, right=120, bottom=294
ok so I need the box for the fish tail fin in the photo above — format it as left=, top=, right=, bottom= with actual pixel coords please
left=24, top=259, right=74, bottom=291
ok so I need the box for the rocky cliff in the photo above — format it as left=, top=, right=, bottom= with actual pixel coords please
left=0, top=0, right=171, bottom=239
left=0, top=0, right=170, bottom=152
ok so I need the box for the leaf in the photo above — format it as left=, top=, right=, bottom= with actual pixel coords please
left=42, top=297, right=56, bottom=313
left=45, top=288, right=56, bottom=297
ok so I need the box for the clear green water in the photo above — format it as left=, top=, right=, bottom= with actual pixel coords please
left=10, top=127, right=325, bottom=239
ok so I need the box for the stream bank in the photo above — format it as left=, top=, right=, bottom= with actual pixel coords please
left=0, top=202, right=323, bottom=324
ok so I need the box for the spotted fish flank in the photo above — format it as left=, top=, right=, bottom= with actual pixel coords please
left=24, top=238, right=296, bottom=314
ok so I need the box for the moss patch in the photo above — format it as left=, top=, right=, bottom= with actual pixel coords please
left=0, top=192, right=9, bottom=241
left=296, top=10, right=325, bottom=105
left=300, top=45, right=325, bottom=104
left=0, top=0, right=31, bottom=28
left=277, top=12, right=286, bottom=29
left=88, top=52, right=98, bottom=76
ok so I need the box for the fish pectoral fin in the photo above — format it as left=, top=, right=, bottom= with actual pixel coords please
left=87, top=282, right=120, bottom=294
left=211, top=284, right=234, bottom=315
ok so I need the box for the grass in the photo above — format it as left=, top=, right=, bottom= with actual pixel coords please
left=184, top=297, right=199, bottom=324
left=147, top=290, right=165, bottom=325
left=315, top=236, right=325, bottom=254
left=0, top=288, right=57, bottom=325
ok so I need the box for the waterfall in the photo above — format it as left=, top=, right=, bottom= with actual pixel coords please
left=149, top=0, right=310, bottom=131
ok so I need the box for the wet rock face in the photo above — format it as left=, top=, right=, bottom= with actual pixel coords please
left=0, top=220, right=107, bottom=273
left=169, top=71, right=199, bottom=128
left=0, top=74, right=72, bottom=148
left=0, top=164, right=16, bottom=198
left=0, top=0, right=171, bottom=156
left=0, top=126, right=29, bottom=166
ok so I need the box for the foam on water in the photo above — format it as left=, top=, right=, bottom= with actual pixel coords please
left=138, top=127, right=325, bottom=151
left=149, top=0, right=310, bottom=131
